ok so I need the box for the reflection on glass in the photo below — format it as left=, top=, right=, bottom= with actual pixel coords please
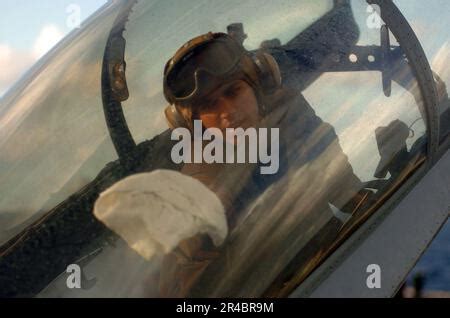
left=0, top=4, right=118, bottom=245
left=150, top=0, right=427, bottom=297
left=1, top=0, right=431, bottom=298
left=393, top=0, right=450, bottom=142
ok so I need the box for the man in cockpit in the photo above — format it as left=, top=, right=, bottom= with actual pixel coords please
left=158, top=31, right=370, bottom=296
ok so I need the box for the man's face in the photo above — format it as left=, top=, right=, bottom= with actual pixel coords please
left=197, top=80, right=260, bottom=133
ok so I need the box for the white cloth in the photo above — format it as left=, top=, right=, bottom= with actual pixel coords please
left=93, top=169, right=227, bottom=261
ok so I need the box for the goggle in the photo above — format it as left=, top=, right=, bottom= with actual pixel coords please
left=164, top=33, right=246, bottom=104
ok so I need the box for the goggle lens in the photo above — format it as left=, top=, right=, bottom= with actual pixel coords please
left=166, top=40, right=243, bottom=100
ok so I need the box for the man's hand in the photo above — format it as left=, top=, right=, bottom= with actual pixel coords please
left=93, top=169, right=228, bottom=261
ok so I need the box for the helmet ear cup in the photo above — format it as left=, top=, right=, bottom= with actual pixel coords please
left=250, top=52, right=282, bottom=95
left=164, top=104, right=190, bottom=130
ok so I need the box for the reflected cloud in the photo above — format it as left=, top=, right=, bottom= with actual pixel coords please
left=33, top=24, right=65, bottom=59
left=431, top=41, right=450, bottom=84
left=304, top=66, right=424, bottom=181
left=0, top=7, right=118, bottom=242
left=0, top=25, right=65, bottom=98
left=0, top=44, right=37, bottom=97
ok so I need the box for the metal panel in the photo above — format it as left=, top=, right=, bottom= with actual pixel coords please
left=291, top=150, right=450, bottom=298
